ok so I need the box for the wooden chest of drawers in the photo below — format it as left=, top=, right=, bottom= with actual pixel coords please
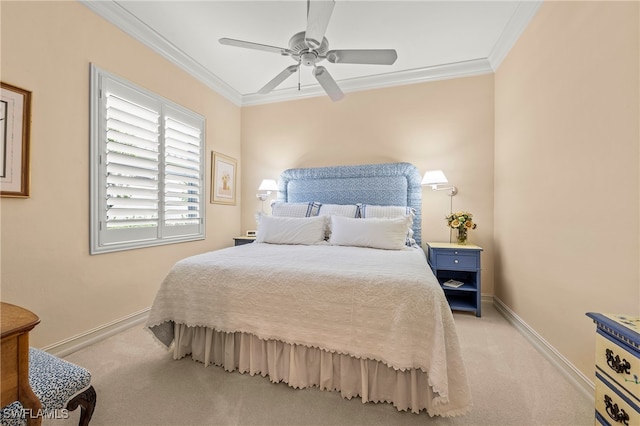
left=586, top=313, right=639, bottom=425
left=1, top=302, right=42, bottom=425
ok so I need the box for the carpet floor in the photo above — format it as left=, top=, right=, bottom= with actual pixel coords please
left=49, top=302, right=593, bottom=426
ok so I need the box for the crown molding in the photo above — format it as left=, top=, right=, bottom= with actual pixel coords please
left=488, top=0, right=543, bottom=71
left=242, top=58, right=493, bottom=106
left=81, top=0, right=538, bottom=107
left=80, top=0, right=243, bottom=106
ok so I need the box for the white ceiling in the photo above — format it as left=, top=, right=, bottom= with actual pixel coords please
left=81, top=0, right=541, bottom=106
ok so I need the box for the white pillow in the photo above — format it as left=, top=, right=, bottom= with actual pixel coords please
left=271, top=202, right=320, bottom=217
left=317, top=203, right=360, bottom=239
left=256, top=216, right=326, bottom=245
left=359, top=204, right=416, bottom=246
left=328, top=215, right=412, bottom=250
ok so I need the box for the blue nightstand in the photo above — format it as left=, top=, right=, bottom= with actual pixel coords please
left=233, top=236, right=255, bottom=246
left=426, top=242, right=483, bottom=317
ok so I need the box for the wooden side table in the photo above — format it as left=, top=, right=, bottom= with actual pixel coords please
left=1, top=302, right=42, bottom=425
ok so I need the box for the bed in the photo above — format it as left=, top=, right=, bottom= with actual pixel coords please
left=145, top=162, right=471, bottom=417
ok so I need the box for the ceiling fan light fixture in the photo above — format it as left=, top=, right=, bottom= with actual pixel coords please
left=301, top=51, right=318, bottom=66
left=218, top=0, right=398, bottom=101
left=289, top=31, right=329, bottom=57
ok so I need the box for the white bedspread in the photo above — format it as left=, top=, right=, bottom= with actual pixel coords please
left=146, top=243, right=470, bottom=414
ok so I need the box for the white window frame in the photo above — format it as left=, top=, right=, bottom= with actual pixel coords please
left=90, top=64, right=206, bottom=254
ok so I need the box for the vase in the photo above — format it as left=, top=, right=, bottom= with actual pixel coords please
left=456, top=228, right=468, bottom=245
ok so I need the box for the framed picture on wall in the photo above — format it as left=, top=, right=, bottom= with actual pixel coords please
left=211, top=151, right=237, bottom=205
left=1, top=82, right=31, bottom=198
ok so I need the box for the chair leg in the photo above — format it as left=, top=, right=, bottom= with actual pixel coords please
left=66, top=385, right=96, bottom=426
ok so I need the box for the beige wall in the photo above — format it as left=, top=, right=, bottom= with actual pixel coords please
left=0, top=1, right=242, bottom=348
left=241, top=75, right=496, bottom=294
left=495, top=1, right=639, bottom=380
left=2, top=0, right=637, bottom=390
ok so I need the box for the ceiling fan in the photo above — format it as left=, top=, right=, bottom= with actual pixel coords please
left=219, top=0, right=398, bottom=101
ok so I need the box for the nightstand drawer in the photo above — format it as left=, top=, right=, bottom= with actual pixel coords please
left=435, top=253, right=479, bottom=270
left=595, top=373, right=640, bottom=426
left=596, top=333, right=640, bottom=400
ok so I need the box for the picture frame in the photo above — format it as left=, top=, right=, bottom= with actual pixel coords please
left=211, top=151, right=237, bottom=205
left=1, top=82, right=31, bottom=198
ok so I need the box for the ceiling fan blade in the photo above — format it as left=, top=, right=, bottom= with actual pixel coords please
left=219, top=38, right=291, bottom=56
left=313, top=66, right=344, bottom=102
left=305, top=0, right=335, bottom=49
left=326, top=49, right=398, bottom=65
left=258, top=65, right=300, bottom=94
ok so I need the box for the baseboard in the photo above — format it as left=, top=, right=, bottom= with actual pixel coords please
left=42, top=307, right=150, bottom=357
left=481, top=293, right=494, bottom=303
left=492, top=297, right=595, bottom=402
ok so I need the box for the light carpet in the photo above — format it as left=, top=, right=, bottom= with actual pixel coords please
left=47, top=302, right=593, bottom=426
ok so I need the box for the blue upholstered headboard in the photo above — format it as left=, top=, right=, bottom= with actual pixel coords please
left=277, top=162, right=422, bottom=246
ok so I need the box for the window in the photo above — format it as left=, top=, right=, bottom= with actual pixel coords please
left=90, top=65, right=205, bottom=254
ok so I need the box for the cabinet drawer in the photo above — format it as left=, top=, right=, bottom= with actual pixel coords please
left=595, top=373, right=640, bottom=426
left=596, top=334, right=640, bottom=401
left=435, top=253, right=479, bottom=269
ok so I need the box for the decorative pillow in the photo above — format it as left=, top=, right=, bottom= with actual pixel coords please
left=328, top=215, right=412, bottom=250
left=359, top=204, right=416, bottom=246
left=271, top=202, right=321, bottom=218
left=256, top=216, right=326, bottom=245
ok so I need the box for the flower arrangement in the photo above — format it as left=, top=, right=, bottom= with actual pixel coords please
left=445, top=211, right=477, bottom=245
left=221, top=171, right=230, bottom=190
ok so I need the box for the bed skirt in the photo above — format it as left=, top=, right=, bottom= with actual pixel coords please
left=172, top=324, right=467, bottom=416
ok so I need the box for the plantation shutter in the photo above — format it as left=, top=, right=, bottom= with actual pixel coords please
left=91, top=65, right=205, bottom=254
left=106, top=89, right=160, bottom=229
left=163, top=108, right=203, bottom=237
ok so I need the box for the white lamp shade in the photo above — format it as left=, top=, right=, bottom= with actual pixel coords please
left=421, top=170, right=448, bottom=186
left=258, top=179, right=278, bottom=191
